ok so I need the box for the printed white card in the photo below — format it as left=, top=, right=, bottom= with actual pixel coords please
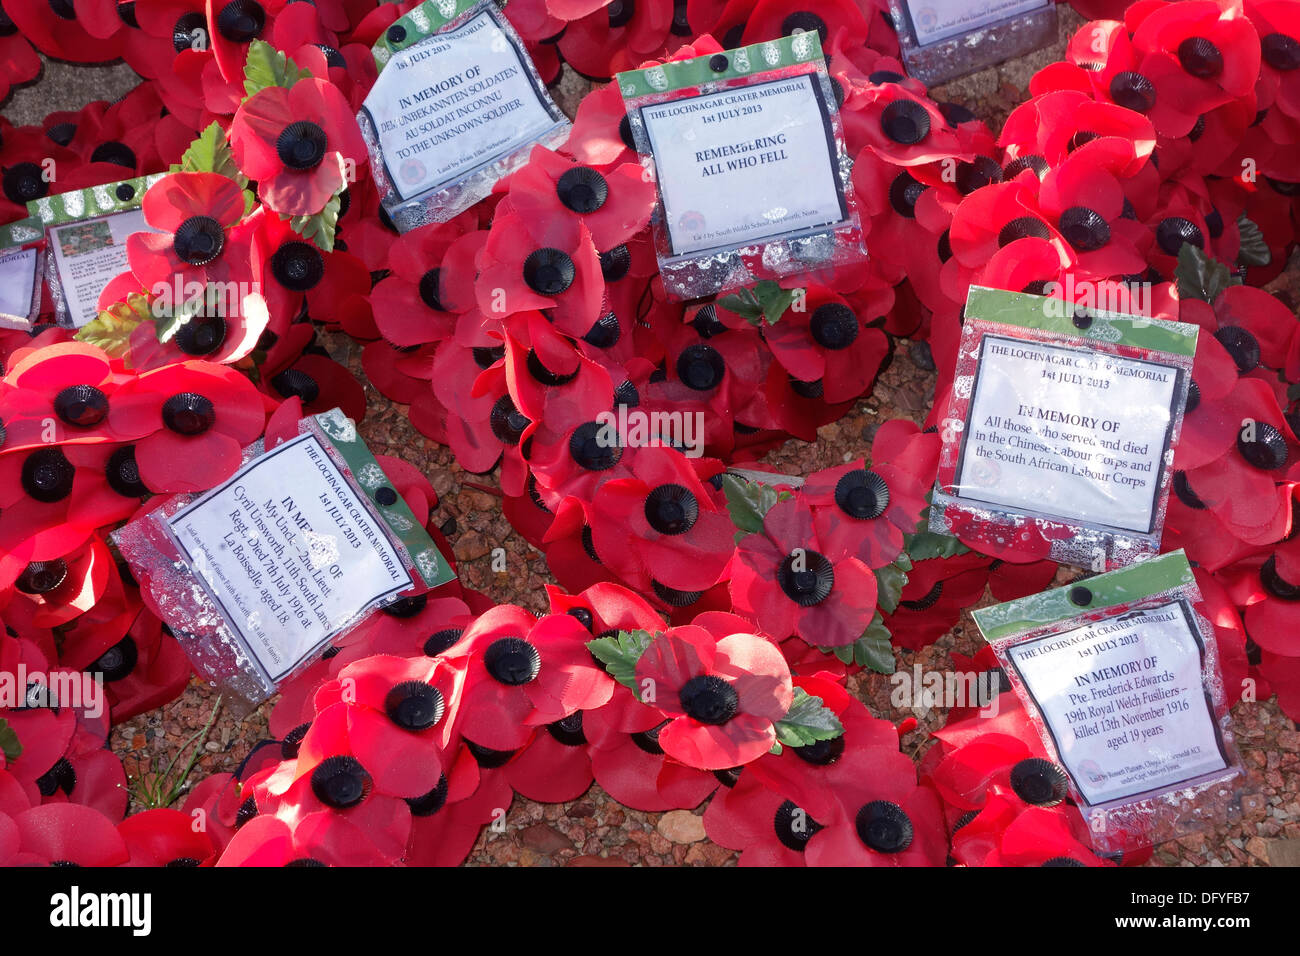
left=0, top=247, right=39, bottom=326
left=167, top=434, right=413, bottom=682
left=953, top=335, right=1179, bottom=533
left=48, top=209, right=153, bottom=328
left=904, top=0, right=1050, bottom=46
left=364, top=9, right=557, bottom=201
left=639, top=74, right=846, bottom=257
left=1005, top=601, right=1228, bottom=806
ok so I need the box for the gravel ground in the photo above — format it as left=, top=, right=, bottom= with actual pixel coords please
left=17, top=10, right=1291, bottom=866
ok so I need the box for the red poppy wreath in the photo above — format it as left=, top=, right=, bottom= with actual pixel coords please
left=0, top=0, right=1297, bottom=870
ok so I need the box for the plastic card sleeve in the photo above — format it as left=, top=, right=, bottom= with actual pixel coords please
left=974, top=550, right=1243, bottom=854
left=359, top=0, right=570, bottom=231
left=113, top=409, right=457, bottom=715
left=929, top=285, right=1198, bottom=570
left=616, top=31, right=866, bottom=301
left=27, top=174, right=166, bottom=330
left=886, top=0, right=1058, bottom=87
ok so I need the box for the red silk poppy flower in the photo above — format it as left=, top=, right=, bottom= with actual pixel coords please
left=760, top=287, right=890, bottom=405
left=885, top=551, right=992, bottom=651
left=802, top=744, right=947, bottom=866
left=633, top=625, right=793, bottom=770
left=269, top=660, right=450, bottom=802
left=563, top=82, right=640, bottom=168
left=475, top=209, right=605, bottom=339
left=367, top=217, right=482, bottom=348
left=502, top=718, right=596, bottom=803
left=1036, top=151, right=1149, bottom=279
left=447, top=606, right=614, bottom=751
left=0, top=341, right=121, bottom=450
left=404, top=746, right=516, bottom=867
left=127, top=172, right=256, bottom=293
left=11, top=802, right=129, bottom=866
left=0, top=9, right=41, bottom=104
left=587, top=446, right=735, bottom=593
left=506, top=145, right=657, bottom=252
left=216, top=808, right=399, bottom=866
left=1000, top=90, right=1157, bottom=179
left=582, top=684, right=720, bottom=810
left=105, top=359, right=267, bottom=491
left=801, top=419, right=939, bottom=568
left=5, top=0, right=125, bottom=64
left=730, top=497, right=879, bottom=648
left=231, top=76, right=366, bottom=217
left=118, top=807, right=220, bottom=866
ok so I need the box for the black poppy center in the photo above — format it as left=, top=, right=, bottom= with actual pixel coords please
left=48, top=0, right=75, bottom=20
left=1010, top=757, right=1069, bottom=806
left=172, top=215, right=225, bottom=265
left=3, top=162, right=49, bottom=204
left=1178, top=37, right=1223, bottom=78
left=1058, top=207, right=1111, bottom=251
left=888, top=172, right=926, bottom=218
left=568, top=420, right=621, bottom=470
left=17, top=559, right=67, bottom=595
left=835, top=469, right=890, bottom=519
left=276, top=121, right=327, bottom=170
left=54, top=385, right=109, bottom=427
left=384, top=680, right=445, bottom=730
left=92, top=637, right=138, bottom=682
left=382, top=593, right=427, bottom=617
left=781, top=11, right=828, bottom=42
left=678, top=674, right=739, bottom=725
left=1109, top=71, right=1156, bottom=112
left=176, top=317, right=228, bottom=357
left=1214, top=326, right=1260, bottom=373
left=599, top=244, right=632, bottom=282
left=676, top=343, right=725, bottom=390
left=22, top=447, right=75, bottom=502
left=162, top=392, right=216, bottom=435
left=547, top=711, right=587, bottom=747
left=1237, top=422, right=1289, bottom=471
left=856, top=800, right=913, bottom=853
left=406, top=774, right=449, bottom=816
left=880, top=100, right=931, bottom=145
left=998, top=216, right=1051, bottom=247
left=523, top=248, right=575, bottom=296
left=106, top=445, right=147, bottom=497
left=489, top=395, right=531, bottom=446
left=773, top=799, right=823, bottom=852
left=424, top=627, right=463, bottom=656
left=1262, top=33, right=1300, bottom=72
left=310, top=755, right=371, bottom=809
left=270, top=368, right=320, bottom=405
left=484, top=636, right=541, bottom=685
left=644, top=483, right=699, bottom=535
left=216, top=0, right=265, bottom=43
left=271, top=241, right=325, bottom=291
left=1003, top=154, right=1049, bottom=180
left=1260, top=556, right=1300, bottom=601
left=792, top=734, right=845, bottom=765
left=607, top=0, right=633, bottom=27
left=810, top=303, right=858, bottom=350
left=1156, top=217, right=1204, bottom=255
left=556, top=167, right=609, bottom=214
left=777, top=550, right=835, bottom=606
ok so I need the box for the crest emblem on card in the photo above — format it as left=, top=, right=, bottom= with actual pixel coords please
left=318, top=409, right=357, bottom=444
left=1086, top=321, right=1123, bottom=343
left=645, top=66, right=668, bottom=90
left=357, top=462, right=387, bottom=489
left=791, top=33, right=814, bottom=60
left=61, top=191, right=85, bottom=218
left=410, top=7, right=431, bottom=30
left=953, top=374, right=974, bottom=399
left=732, top=48, right=751, bottom=72
left=415, top=548, right=441, bottom=579
left=436, top=0, right=457, bottom=17
left=400, top=158, right=427, bottom=187
left=761, top=42, right=780, bottom=65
